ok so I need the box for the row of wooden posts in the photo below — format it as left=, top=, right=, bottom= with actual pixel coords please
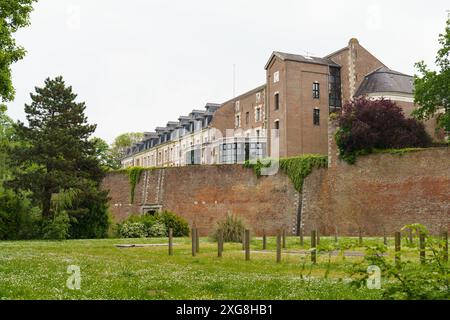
left=166, top=228, right=449, bottom=265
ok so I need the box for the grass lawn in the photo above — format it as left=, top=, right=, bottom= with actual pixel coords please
left=0, top=236, right=430, bottom=300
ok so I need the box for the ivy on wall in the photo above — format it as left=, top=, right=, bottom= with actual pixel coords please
left=126, top=167, right=144, bottom=204
left=244, top=155, right=328, bottom=192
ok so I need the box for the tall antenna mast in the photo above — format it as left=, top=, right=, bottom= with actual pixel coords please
left=233, top=64, right=236, bottom=98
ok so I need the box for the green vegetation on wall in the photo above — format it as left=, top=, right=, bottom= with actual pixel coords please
left=244, top=155, right=328, bottom=192
left=126, top=167, right=144, bottom=204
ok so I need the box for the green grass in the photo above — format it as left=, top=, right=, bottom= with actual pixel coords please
left=0, top=236, right=431, bottom=300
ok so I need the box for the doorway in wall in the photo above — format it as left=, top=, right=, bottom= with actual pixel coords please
left=140, top=204, right=162, bottom=216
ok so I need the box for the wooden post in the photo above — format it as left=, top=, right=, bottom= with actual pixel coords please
left=299, top=227, right=304, bottom=247
left=168, top=228, right=173, bottom=256
left=311, top=230, right=317, bottom=264
left=262, top=230, right=267, bottom=250
left=218, top=229, right=223, bottom=258
left=316, top=230, right=320, bottom=246
left=191, top=228, right=196, bottom=257
left=276, top=232, right=281, bottom=263
left=359, top=228, right=363, bottom=246
left=409, top=229, right=414, bottom=245
left=383, top=229, right=388, bottom=246
left=245, top=229, right=250, bottom=261
left=395, top=232, right=401, bottom=265
left=195, top=228, right=200, bottom=253
left=282, top=228, right=286, bottom=249
left=242, top=229, right=245, bottom=250
left=419, top=232, right=426, bottom=264
left=443, top=231, right=448, bottom=263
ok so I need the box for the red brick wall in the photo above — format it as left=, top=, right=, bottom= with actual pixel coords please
left=102, top=165, right=300, bottom=236
left=302, top=148, right=450, bottom=236
left=104, top=149, right=450, bottom=237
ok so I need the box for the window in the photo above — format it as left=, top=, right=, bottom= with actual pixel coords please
left=329, top=67, right=342, bottom=112
left=245, top=112, right=250, bottom=125
left=313, top=108, right=320, bottom=126
left=313, top=82, right=320, bottom=99
left=274, top=93, right=280, bottom=110
left=274, top=120, right=280, bottom=137
left=235, top=114, right=240, bottom=128
left=255, top=107, right=261, bottom=122
left=274, top=71, right=279, bottom=83
left=256, top=92, right=261, bottom=102
left=235, top=101, right=240, bottom=113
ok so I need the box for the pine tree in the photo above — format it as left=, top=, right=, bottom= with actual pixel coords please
left=7, top=77, right=105, bottom=219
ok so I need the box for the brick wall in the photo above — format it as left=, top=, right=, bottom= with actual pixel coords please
left=103, top=165, right=300, bottom=236
left=104, top=149, right=450, bottom=237
left=302, top=148, right=450, bottom=236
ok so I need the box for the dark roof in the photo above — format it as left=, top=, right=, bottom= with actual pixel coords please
left=355, top=67, right=413, bottom=97
left=265, top=51, right=340, bottom=69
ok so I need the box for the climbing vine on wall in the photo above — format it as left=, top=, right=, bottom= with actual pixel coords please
left=244, top=155, right=328, bottom=192
left=126, top=167, right=144, bottom=204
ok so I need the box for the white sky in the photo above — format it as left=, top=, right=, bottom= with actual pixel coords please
left=7, top=0, right=449, bottom=143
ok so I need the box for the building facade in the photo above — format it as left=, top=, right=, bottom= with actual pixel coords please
left=121, top=38, right=439, bottom=168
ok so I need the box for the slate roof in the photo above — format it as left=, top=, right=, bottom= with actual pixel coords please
left=356, top=67, right=413, bottom=96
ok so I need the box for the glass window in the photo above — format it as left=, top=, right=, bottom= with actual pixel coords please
left=313, top=108, right=320, bottom=126
left=313, top=82, right=320, bottom=99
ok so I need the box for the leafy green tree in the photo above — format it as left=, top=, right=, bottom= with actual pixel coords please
left=0, top=105, right=14, bottom=184
left=0, top=0, right=36, bottom=103
left=112, top=132, right=143, bottom=157
left=7, top=76, right=105, bottom=219
left=91, top=137, right=121, bottom=170
left=414, top=18, right=450, bottom=134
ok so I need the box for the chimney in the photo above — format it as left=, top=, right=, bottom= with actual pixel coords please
left=348, top=38, right=359, bottom=98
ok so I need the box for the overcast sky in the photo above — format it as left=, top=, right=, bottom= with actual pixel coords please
left=7, top=0, right=449, bottom=143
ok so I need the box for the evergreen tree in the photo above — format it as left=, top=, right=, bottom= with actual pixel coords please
left=7, top=76, right=105, bottom=220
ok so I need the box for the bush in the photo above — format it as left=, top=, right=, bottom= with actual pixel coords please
left=118, top=221, right=147, bottom=238
left=158, top=211, right=190, bottom=237
left=211, top=214, right=246, bottom=243
left=42, top=211, right=70, bottom=240
left=0, top=189, right=42, bottom=240
left=117, top=211, right=189, bottom=238
left=335, top=97, right=432, bottom=163
left=350, top=224, right=450, bottom=300
left=148, top=221, right=167, bottom=237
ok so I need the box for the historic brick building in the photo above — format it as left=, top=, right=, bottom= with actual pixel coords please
left=122, top=38, right=438, bottom=168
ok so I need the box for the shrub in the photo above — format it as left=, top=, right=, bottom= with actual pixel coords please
left=211, top=214, right=246, bottom=243
left=116, top=211, right=189, bottom=238
left=157, top=211, right=190, bottom=237
left=148, top=221, right=167, bottom=237
left=335, top=97, right=432, bottom=163
left=0, top=190, right=42, bottom=240
left=350, top=224, right=450, bottom=300
left=118, top=221, right=147, bottom=238
left=42, top=211, right=70, bottom=240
